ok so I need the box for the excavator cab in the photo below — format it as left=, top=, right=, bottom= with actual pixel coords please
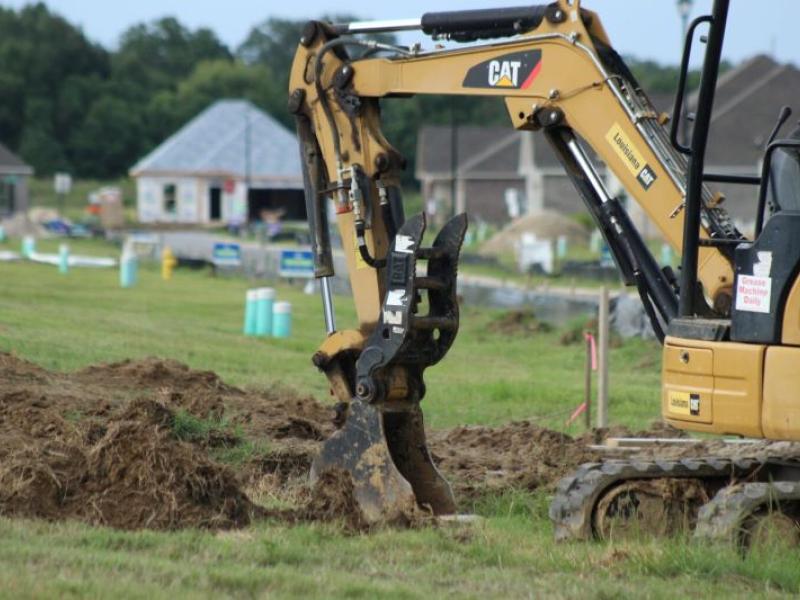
left=660, top=0, right=800, bottom=444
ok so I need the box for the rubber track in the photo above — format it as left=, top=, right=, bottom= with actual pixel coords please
left=694, top=480, right=800, bottom=544
left=549, top=457, right=762, bottom=541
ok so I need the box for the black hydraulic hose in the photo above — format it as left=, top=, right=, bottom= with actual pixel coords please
left=314, top=37, right=411, bottom=168
left=355, top=220, right=387, bottom=269
left=313, top=38, right=409, bottom=272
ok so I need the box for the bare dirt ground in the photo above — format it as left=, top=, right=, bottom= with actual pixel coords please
left=1, top=352, right=795, bottom=533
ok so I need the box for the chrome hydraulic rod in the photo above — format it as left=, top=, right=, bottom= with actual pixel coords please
left=332, top=18, right=422, bottom=35
left=320, top=276, right=337, bottom=334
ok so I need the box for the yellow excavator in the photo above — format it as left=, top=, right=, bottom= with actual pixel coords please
left=289, top=0, right=800, bottom=547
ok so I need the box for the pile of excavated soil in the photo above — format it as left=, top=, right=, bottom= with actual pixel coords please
left=0, top=353, right=335, bottom=530
left=480, top=210, right=590, bottom=257
left=4, top=352, right=790, bottom=532
left=428, top=422, right=600, bottom=501
left=487, top=309, right=553, bottom=336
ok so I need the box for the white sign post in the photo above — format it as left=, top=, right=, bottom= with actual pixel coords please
left=54, top=173, right=72, bottom=194
left=517, top=233, right=554, bottom=274
left=54, top=173, right=73, bottom=215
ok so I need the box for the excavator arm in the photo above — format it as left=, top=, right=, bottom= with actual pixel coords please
left=288, top=0, right=744, bottom=520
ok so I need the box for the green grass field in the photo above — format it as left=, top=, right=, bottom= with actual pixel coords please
left=1, top=238, right=799, bottom=598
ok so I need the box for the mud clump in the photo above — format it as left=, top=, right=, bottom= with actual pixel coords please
left=488, top=309, right=552, bottom=336
left=80, top=399, right=256, bottom=530
left=299, top=469, right=368, bottom=531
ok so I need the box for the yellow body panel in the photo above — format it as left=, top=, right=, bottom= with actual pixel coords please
left=763, top=346, right=800, bottom=440
left=782, top=277, right=800, bottom=346
left=662, top=336, right=764, bottom=438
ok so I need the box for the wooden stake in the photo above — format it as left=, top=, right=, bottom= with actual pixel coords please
left=584, top=332, right=592, bottom=430
left=597, top=286, right=609, bottom=428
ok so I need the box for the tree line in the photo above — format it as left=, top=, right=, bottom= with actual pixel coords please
left=0, top=4, right=706, bottom=182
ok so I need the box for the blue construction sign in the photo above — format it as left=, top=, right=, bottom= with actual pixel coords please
left=279, top=249, right=314, bottom=279
left=212, top=243, right=242, bottom=268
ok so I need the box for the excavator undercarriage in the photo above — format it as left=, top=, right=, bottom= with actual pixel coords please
left=290, top=0, right=800, bottom=548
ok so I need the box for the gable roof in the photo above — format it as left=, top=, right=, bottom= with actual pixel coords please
left=690, top=55, right=800, bottom=166
left=416, top=126, right=518, bottom=178
left=415, top=125, right=569, bottom=178
left=0, top=142, right=33, bottom=176
left=130, top=99, right=301, bottom=183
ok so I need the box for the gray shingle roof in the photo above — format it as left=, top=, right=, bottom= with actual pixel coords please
left=415, top=125, right=519, bottom=177
left=415, top=124, right=602, bottom=177
left=0, top=142, right=33, bottom=175
left=416, top=125, right=571, bottom=176
left=130, top=99, right=301, bottom=183
left=690, top=55, right=800, bottom=167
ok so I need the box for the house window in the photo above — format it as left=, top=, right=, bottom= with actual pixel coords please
left=163, top=184, right=177, bottom=215
left=0, top=179, right=14, bottom=215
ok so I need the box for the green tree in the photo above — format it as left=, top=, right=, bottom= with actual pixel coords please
left=69, top=96, right=146, bottom=178
left=139, top=58, right=284, bottom=145
left=237, top=17, right=303, bottom=87
left=0, top=3, right=108, bottom=173
left=238, top=15, right=397, bottom=98
left=18, top=126, right=69, bottom=175
left=112, top=17, right=231, bottom=97
left=173, top=60, right=282, bottom=124
left=108, top=17, right=235, bottom=167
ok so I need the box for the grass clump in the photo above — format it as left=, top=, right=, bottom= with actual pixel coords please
left=170, top=410, right=267, bottom=465
left=171, top=409, right=230, bottom=444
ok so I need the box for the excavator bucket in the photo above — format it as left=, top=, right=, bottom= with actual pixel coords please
left=310, top=399, right=416, bottom=522
left=309, top=398, right=413, bottom=520
left=311, top=214, right=466, bottom=521
left=310, top=399, right=457, bottom=522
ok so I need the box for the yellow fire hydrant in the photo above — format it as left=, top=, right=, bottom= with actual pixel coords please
left=161, top=246, right=177, bottom=280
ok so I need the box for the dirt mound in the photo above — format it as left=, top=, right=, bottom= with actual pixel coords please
left=481, top=210, right=590, bottom=256
left=429, top=421, right=601, bottom=502
left=77, top=357, right=237, bottom=394
left=487, top=309, right=552, bottom=336
left=0, top=352, right=334, bottom=531
left=0, top=387, right=257, bottom=530
left=81, top=399, right=255, bottom=530
left=0, top=351, right=739, bottom=533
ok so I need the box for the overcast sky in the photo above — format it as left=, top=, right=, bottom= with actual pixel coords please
left=2, top=0, right=798, bottom=66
